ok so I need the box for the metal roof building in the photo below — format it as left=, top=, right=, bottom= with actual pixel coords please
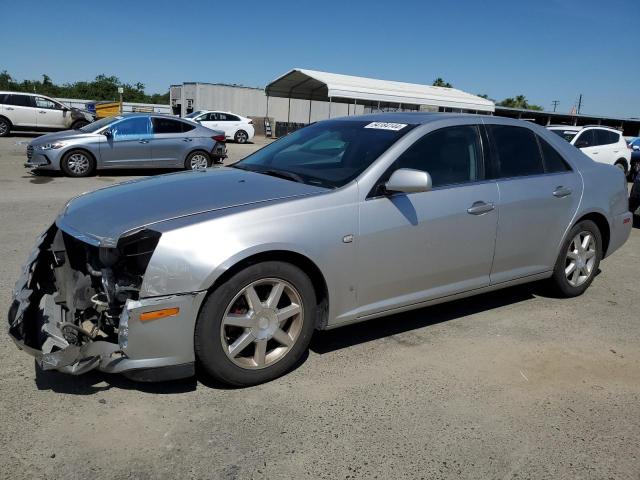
left=265, top=68, right=495, bottom=115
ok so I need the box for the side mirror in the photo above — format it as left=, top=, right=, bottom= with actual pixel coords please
left=385, top=168, right=432, bottom=194
left=103, top=129, right=113, bottom=138
left=574, top=141, right=587, bottom=149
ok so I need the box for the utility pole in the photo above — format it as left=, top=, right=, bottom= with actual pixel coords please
left=118, top=86, right=124, bottom=114
left=551, top=100, right=559, bottom=112
left=577, top=94, right=583, bottom=115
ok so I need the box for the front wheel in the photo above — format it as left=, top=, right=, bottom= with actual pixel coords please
left=548, top=220, right=602, bottom=297
left=614, top=159, right=628, bottom=177
left=194, top=261, right=316, bottom=386
left=185, top=150, right=211, bottom=170
left=60, top=149, right=96, bottom=177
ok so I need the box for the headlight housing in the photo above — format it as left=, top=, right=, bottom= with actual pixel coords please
left=38, top=142, right=66, bottom=150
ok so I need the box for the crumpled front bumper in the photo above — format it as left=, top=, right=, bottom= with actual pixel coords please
left=7, top=225, right=208, bottom=381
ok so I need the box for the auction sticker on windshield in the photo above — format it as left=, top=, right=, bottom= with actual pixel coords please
left=364, top=122, right=408, bottom=131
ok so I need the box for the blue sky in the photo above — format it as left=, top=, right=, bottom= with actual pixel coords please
left=1, top=0, right=638, bottom=117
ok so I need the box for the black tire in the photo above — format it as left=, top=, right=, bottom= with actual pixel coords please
left=0, top=116, right=11, bottom=137
left=60, top=149, right=96, bottom=177
left=549, top=220, right=602, bottom=297
left=195, top=261, right=317, bottom=386
left=184, top=150, right=211, bottom=170
left=71, top=120, right=90, bottom=130
left=614, top=159, right=628, bottom=177
left=234, top=130, right=249, bottom=144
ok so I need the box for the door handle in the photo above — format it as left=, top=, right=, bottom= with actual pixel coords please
left=553, top=186, right=572, bottom=198
left=138, top=139, right=149, bottom=144
left=182, top=137, right=193, bottom=142
left=467, top=201, right=495, bottom=215
left=5, top=107, right=14, bottom=110
left=38, top=110, right=47, bottom=114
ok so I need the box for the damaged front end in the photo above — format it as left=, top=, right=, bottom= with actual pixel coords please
left=8, top=224, right=161, bottom=375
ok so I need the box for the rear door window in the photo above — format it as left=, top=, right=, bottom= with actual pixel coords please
left=488, top=125, right=544, bottom=178
left=594, top=129, right=619, bottom=146
left=35, top=97, right=61, bottom=109
left=152, top=117, right=185, bottom=134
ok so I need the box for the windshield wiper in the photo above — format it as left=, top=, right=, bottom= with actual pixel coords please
left=261, top=169, right=305, bottom=183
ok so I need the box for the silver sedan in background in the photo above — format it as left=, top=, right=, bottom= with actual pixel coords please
left=8, top=113, right=632, bottom=386
left=24, top=113, right=227, bottom=177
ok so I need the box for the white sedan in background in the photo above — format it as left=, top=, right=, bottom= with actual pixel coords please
left=185, top=110, right=255, bottom=143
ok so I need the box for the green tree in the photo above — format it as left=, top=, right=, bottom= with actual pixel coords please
left=0, top=69, right=169, bottom=104
left=432, top=77, right=453, bottom=88
left=497, top=95, right=543, bottom=111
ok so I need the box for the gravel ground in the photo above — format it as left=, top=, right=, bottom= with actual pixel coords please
left=0, top=134, right=638, bottom=480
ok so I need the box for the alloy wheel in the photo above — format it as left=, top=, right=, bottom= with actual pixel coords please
left=0, top=120, right=8, bottom=136
left=236, top=131, right=248, bottom=143
left=220, top=278, right=304, bottom=369
left=190, top=153, right=209, bottom=170
left=67, top=153, right=90, bottom=175
left=564, top=231, right=597, bottom=287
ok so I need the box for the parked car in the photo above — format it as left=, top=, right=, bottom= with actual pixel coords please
left=627, top=137, right=640, bottom=180
left=0, top=91, right=95, bottom=136
left=24, top=113, right=227, bottom=177
left=547, top=125, right=632, bottom=178
left=184, top=110, right=255, bottom=144
left=8, top=113, right=632, bottom=385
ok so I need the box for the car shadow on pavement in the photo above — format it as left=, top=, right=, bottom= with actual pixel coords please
left=310, top=283, right=540, bottom=355
left=34, top=362, right=197, bottom=395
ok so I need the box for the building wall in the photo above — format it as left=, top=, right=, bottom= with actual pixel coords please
left=171, top=83, right=365, bottom=123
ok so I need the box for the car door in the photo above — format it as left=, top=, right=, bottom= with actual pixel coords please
left=34, top=96, right=66, bottom=129
left=99, top=116, right=152, bottom=167
left=356, top=124, right=499, bottom=316
left=486, top=124, right=581, bottom=283
left=195, top=112, right=218, bottom=130
left=216, top=112, right=240, bottom=139
left=151, top=117, right=192, bottom=167
left=4, top=94, right=37, bottom=127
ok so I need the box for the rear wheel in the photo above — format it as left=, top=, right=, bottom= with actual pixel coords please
left=194, top=261, right=316, bottom=386
left=60, top=149, right=96, bottom=177
left=549, top=220, right=602, bottom=297
left=234, top=130, right=249, bottom=144
left=0, top=117, right=10, bottom=137
left=185, top=150, right=211, bottom=170
left=614, top=159, right=628, bottom=177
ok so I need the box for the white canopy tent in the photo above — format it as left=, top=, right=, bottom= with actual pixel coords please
left=265, top=68, right=495, bottom=119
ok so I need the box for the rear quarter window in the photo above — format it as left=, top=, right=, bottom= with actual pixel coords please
left=538, top=136, right=571, bottom=173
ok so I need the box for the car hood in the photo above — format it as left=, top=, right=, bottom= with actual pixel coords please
left=56, top=167, right=328, bottom=247
left=30, top=130, right=96, bottom=145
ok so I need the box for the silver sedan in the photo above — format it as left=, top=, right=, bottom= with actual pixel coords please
left=8, top=113, right=632, bottom=385
left=24, top=113, right=227, bottom=177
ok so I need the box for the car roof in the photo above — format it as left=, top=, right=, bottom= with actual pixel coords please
left=0, top=91, right=52, bottom=97
left=327, top=112, right=516, bottom=125
left=547, top=124, right=620, bottom=133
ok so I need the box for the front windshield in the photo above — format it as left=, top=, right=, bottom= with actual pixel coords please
left=79, top=115, right=123, bottom=133
left=184, top=111, right=204, bottom=119
left=235, top=120, right=415, bottom=189
left=550, top=129, right=578, bottom=142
